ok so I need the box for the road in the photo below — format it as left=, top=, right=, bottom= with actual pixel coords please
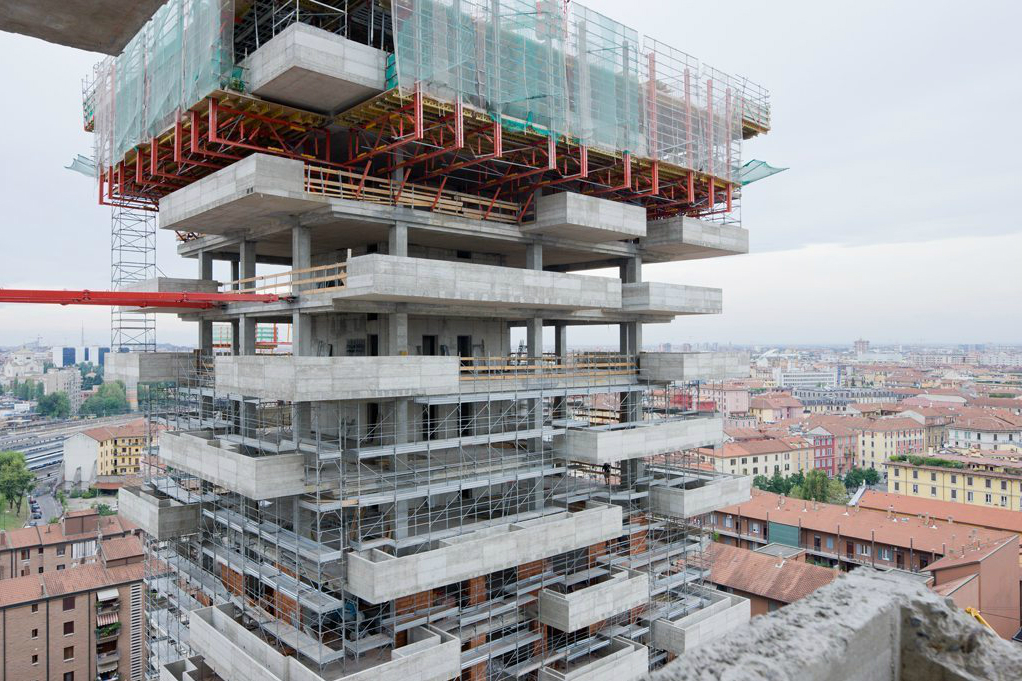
left=28, top=489, right=61, bottom=526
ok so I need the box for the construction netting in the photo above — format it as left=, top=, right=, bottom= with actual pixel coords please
left=392, top=0, right=769, bottom=182
left=91, top=0, right=234, bottom=173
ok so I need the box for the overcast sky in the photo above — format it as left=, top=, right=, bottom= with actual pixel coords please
left=0, top=0, right=1019, bottom=348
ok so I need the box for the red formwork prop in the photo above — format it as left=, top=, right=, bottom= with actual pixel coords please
left=0, top=289, right=284, bottom=309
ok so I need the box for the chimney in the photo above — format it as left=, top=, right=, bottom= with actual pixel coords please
left=947, top=516, right=953, bottom=524
left=887, top=506, right=893, bottom=519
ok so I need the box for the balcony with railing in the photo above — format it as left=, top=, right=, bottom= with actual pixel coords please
left=459, top=353, right=638, bottom=392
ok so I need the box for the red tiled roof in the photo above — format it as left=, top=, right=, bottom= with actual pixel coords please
left=926, top=536, right=1018, bottom=572
left=100, top=535, right=143, bottom=562
left=859, top=417, right=925, bottom=433
left=857, top=491, right=1022, bottom=534
left=704, top=543, right=837, bottom=604
left=80, top=419, right=147, bottom=443
left=0, top=562, right=144, bottom=608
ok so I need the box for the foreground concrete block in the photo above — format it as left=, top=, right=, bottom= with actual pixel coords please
left=0, top=0, right=164, bottom=55
left=106, top=351, right=194, bottom=386
left=560, top=417, right=723, bottom=465
left=647, top=570, right=1022, bottom=681
left=538, top=568, right=649, bottom=632
left=639, top=352, right=749, bottom=383
left=539, top=637, right=648, bottom=681
left=117, top=485, right=200, bottom=540
left=621, top=282, right=722, bottom=315
left=525, top=192, right=647, bottom=242
left=215, top=355, right=461, bottom=401
left=244, top=23, right=385, bottom=113
left=650, top=475, right=750, bottom=518
left=338, top=254, right=622, bottom=310
left=159, top=430, right=306, bottom=501
left=651, top=586, right=750, bottom=656
left=346, top=503, right=623, bottom=603
left=641, top=216, right=749, bottom=262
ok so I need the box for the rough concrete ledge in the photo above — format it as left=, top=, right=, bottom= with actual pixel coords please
left=641, top=216, right=749, bottom=262
left=639, top=352, right=749, bottom=383
left=647, top=569, right=1022, bottom=681
left=525, top=191, right=647, bottom=243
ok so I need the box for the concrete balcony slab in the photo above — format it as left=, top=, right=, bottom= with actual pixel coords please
left=106, top=352, right=195, bottom=387
left=524, top=192, right=647, bottom=243
left=639, top=352, right=749, bottom=383
left=0, top=1, right=164, bottom=55
left=336, top=254, right=621, bottom=310
left=538, top=568, right=649, bottom=632
left=345, top=503, right=623, bottom=603
left=649, top=475, right=751, bottom=518
left=214, top=355, right=461, bottom=402
left=244, top=23, right=386, bottom=113
left=538, top=637, right=648, bottom=681
left=651, top=586, right=750, bottom=656
left=559, top=417, right=723, bottom=465
left=159, top=430, right=307, bottom=501
left=117, top=485, right=200, bottom=540
left=641, top=216, right=748, bottom=262
left=621, top=282, right=721, bottom=315
left=160, top=154, right=324, bottom=234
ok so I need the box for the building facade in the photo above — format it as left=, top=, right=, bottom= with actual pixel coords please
left=62, top=420, right=149, bottom=491
left=857, top=417, right=926, bottom=470
left=885, top=453, right=1022, bottom=511
left=42, top=368, right=83, bottom=416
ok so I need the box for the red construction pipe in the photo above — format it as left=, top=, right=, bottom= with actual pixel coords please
left=0, top=289, right=284, bottom=309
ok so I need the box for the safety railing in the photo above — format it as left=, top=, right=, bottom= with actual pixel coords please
left=459, top=353, right=638, bottom=386
left=219, top=262, right=347, bottom=296
left=304, top=164, right=522, bottom=224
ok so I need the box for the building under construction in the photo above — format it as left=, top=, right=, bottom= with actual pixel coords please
left=16, top=0, right=774, bottom=679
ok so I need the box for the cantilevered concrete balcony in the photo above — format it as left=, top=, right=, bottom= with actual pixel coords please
left=559, top=417, right=723, bottom=465
left=649, top=474, right=751, bottom=519
left=106, top=351, right=195, bottom=387
left=243, top=23, right=386, bottom=113
left=651, top=585, right=750, bottom=656
left=538, top=637, right=648, bottom=681
left=190, top=604, right=461, bottom=681
left=159, top=430, right=307, bottom=500
left=117, top=485, right=200, bottom=541
left=639, top=351, right=749, bottom=383
left=335, top=254, right=621, bottom=310
left=523, top=192, right=647, bottom=243
left=640, top=216, right=748, bottom=263
left=215, top=355, right=461, bottom=401
left=537, top=568, right=649, bottom=632
left=346, top=503, right=623, bottom=603
left=0, top=1, right=164, bottom=55
left=621, top=282, right=721, bottom=315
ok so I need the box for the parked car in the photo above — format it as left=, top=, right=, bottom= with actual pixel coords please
left=31, top=513, right=41, bottom=520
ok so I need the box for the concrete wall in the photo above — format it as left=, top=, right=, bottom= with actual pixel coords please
left=345, top=503, right=623, bottom=603
left=117, top=485, right=200, bottom=540
left=560, top=417, right=723, bottom=465
left=525, top=192, right=647, bottom=243
left=106, top=352, right=194, bottom=386
left=539, top=638, right=648, bottom=681
left=639, top=352, right=749, bottom=383
left=62, top=432, right=98, bottom=489
left=158, top=431, right=306, bottom=500
left=159, top=154, right=322, bottom=233
left=537, top=568, right=649, bottom=632
left=621, top=283, right=722, bottom=315
left=651, top=586, right=750, bottom=656
left=338, top=254, right=622, bottom=310
left=118, top=277, right=219, bottom=313
left=214, top=355, right=461, bottom=401
left=244, top=23, right=385, bottom=113
left=650, top=476, right=750, bottom=518
left=647, top=570, right=1022, bottom=681
left=641, top=216, right=748, bottom=262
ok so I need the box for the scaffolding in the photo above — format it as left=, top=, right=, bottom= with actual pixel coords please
left=110, top=206, right=158, bottom=352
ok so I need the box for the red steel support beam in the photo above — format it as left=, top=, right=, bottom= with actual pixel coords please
left=0, top=289, right=284, bottom=309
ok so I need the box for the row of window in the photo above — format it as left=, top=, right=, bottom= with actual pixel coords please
left=896, top=468, right=1015, bottom=490
left=20, top=546, right=66, bottom=560
left=894, top=482, right=1012, bottom=506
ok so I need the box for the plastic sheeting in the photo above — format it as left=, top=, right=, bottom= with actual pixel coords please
left=91, top=0, right=234, bottom=173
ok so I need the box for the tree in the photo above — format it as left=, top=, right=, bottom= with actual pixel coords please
left=82, top=381, right=129, bottom=417
left=843, top=467, right=866, bottom=491
left=37, top=392, right=71, bottom=419
left=752, top=475, right=770, bottom=491
left=799, top=470, right=831, bottom=502
left=32, top=381, right=44, bottom=401
left=0, top=451, right=35, bottom=516
left=863, top=468, right=880, bottom=486
left=827, top=479, right=849, bottom=505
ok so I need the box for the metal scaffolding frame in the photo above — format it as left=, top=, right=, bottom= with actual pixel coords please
left=110, top=206, right=157, bottom=352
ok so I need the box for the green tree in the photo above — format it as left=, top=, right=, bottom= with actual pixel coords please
left=827, top=479, right=849, bottom=504
left=752, top=474, right=770, bottom=491
left=95, top=504, right=116, bottom=517
left=799, top=470, right=831, bottom=502
left=843, top=467, right=865, bottom=491
left=82, top=381, right=129, bottom=417
left=863, top=468, right=880, bottom=486
left=37, top=392, right=71, bottom=419
left=0, top=451, right=35, bottom=516
left=32, top=381, right=44, bottom=401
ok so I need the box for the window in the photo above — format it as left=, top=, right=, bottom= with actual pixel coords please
left=878, top=547, right=892, bottom=560
left=826, top=537, right=834, bottom=550
left=31, top=628, right=38, bottom=639
left=724, top=516, right=733, bottom=529
left=893, top=468, right=900, bottom=477
left=984, top=493, right=992, bottom=504
left=951, top=489, right=957, bottom=499
left=1001, top=496, right=1008, bottom=507
left=63, top=646, right=73, bottom=661
left=985, top=479, right=992, bottom=489
left=912, top=470, right=918, bottom=479
left=62, top=596, right=75, bottom=611
left=56, top=546, right=65, bottom=557
left=37, top=567, right=43, bottom=574
left=857, top=543, right=871, bottom=556
left=31, top=603, right=38, bottom=613
left=751, top=522, right=761, bottom=534
left=931, top=486, right=937, bottom=497
left=31, top=654, right=38, bottom=665
left=894, top=482, right=900, bottom=491
left=967, top=491, right=974, bottom=502
left=930, top=472, right=936, bottom=482
left=19, top=549, right=29, bottom=561
left=56, top=565, right=65, bottom=571
left=951, top=475, right=957, bottom=484
left=63, top=621, right=74, bottom=636
left=967, top=477, right=974, bottom=486
left=912, top=484, right=918, bottom=494
left=1001, top=480, right=1007, bottom=491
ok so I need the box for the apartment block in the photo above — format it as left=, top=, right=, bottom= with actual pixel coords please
left=0, top=533, right=145, bottom=681
left=857, top=417, right=926, bottom=470
left=39, top=0, right=779, bottom=678
left=885, top=452, right=1022, bottom=510
left=42, top=368, right=83, bottom=416
left=63, top=419, right=150, bottom=490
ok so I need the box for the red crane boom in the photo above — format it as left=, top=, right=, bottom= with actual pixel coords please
left=0, top=289, right=284, bottom=309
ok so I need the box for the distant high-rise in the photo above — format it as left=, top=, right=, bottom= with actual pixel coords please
left=853, top=339, right=870, bottom=355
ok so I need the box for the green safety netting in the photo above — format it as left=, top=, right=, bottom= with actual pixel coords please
left=738, top=160, right=787, bottom=186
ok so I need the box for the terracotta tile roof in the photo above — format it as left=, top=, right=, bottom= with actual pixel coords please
left=0, top=561, right=143, bottom=608
left=932, top=573, right=976, bottom=597
left=926, top=535, right=1018, bottom=572
left=859, top=417, right=925, bottom=433
left=3, top=526, right=41, bottom=549
left=66, top=509, right=99, bottom=518
left=703, top=543, right=837, bottom=604
left=81, top=418, right=147, bottom=443
left=857, top=490, right=1022, bottom=534
left=733, top=439, right=793, bottom=456
left=717, top=490, right=1012, bottom=555
left=0, top=575, right=46, bottom=607
left=100, top=535, right=143, bottom=562
left=751, top=395, right=803, bottom=410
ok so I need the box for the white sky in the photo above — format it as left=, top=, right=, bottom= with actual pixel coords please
left=0, top=0, right=1019, bottom=347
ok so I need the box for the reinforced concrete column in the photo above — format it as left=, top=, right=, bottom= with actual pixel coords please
left=552, top=324, right=567, bottom=422
left=385, top=311, right=410, bottom=446
left=389, top=222, right=408, bottom=257
left=198, top=250, right=213, bottom=280
left=619, top=254, right=643, bottom=485
left=291, top=224, right=314, bottom=444
left=526, top=240, right=545, bottom=455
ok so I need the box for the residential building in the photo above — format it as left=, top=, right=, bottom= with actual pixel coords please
left=697, top=542, right=837, bottom=616
left=42, top=367, right=83, bottom=415
left=772, top=368, right=839, bottom=389
left=51, top=346, right=110, bottom=368
left=946, top=411, right=1022, bottom=451
left=705, top=438, right=811, bottom=478
left=857, top=490, right=1022, bottom=538
left=711, top=490, right=1011, bottom=572
left=857, top=417, right=926, bottom=470
left=0, top=533, right=145, bottom=681
left=749, top=394, right=803, bottom=423
left=853, top=339, right=870, bottom=356
left=791, top=386, right=896, bottom=405
left=63, top=419, right=150, bottom=490
left=885, top=452, right=1022, bottom=510
left=804, top=417, right=862, bottom=477
left=0, top=509, right=138, bottom=579
left=687, top=383, right=750, bottom=417
left=899, top=406, right=953, bottom=451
